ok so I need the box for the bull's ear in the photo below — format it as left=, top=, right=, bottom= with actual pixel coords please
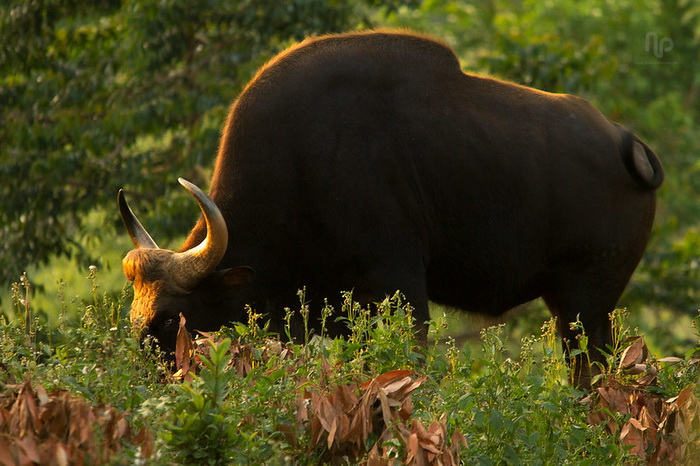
left=217, top=267, right=255, bottom=292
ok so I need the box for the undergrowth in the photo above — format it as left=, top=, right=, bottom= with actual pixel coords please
left=0, top=271, right=698, bottom=464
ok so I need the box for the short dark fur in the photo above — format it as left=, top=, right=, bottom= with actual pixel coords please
left=132, top=30, right=663, bottom=386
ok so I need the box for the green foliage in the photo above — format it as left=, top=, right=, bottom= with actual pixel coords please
left=426, top=323, right=629, bottom=464
left=0, top=271, right=167, bottom=413
left=332, top=290, right=426, bottom=372
left=160, top=338, right=238, bottom=464
left=636, top=228, right=700, bottom=315
left=3, top=0, right=699, bottom=327
left=5, top=273, right=700, bottom=463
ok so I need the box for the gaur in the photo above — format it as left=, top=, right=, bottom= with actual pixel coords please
left=119, top=30, right=663, bottom=387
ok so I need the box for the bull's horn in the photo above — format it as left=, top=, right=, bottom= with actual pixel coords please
left=118, top=189, right=159, bottom=249
left=170, top=178, right=229, bottom=290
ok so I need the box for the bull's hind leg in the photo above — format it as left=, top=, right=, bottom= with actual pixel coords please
left=542, top=265, right=633, bottom=389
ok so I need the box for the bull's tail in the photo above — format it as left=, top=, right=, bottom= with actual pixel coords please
left=622, top=133, right=664, bottom=190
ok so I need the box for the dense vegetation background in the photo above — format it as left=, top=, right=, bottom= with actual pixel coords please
left=1, top=0, right=699, bottom=463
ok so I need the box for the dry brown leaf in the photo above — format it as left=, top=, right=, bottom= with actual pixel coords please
left=377, top=386, right=395, bottom=430
left=132, top=427, right=154, bottom=459
left=338, top=412, right=351, bottom=444
left=620, top=418, right=646, bottom=460
left=400, top=417, right=464, bottom=466
left=310, top=413, right=323, bottom=446
left=229, top=342, right=254, bottom=378
left=0, top=381, right=152, bottom=464
left=669, top=384, right=700, bottom=463
left=673, top=384, right=695, bottom=408
left=112, top=413, right=130, bottom=442
left=652, top=437, right=676, bottom=464
left=635, top=373, right=657, bottom=387
left=0, top=441, right=14, bottom=466
left=657, top=356, right=684, bottom=364
left=174, top=313, right=193, bottom=379
left=10, top=381, right=39, bottom=438
left=337, top=383, right=359, bottom=408
left=315, top=393, right=335, bottom=434
left=327, top=416, right=339, bottom=449
left=15, top=436, right=41, bottom=464
left=347, top=402, right=367, bottom=446
left=619, top=336, right=646, bottom=370
left=626, top=363, right=648, bottom=375
left=35, top=384, right=49, bottom=407
left=598, top=386, right=630, bottom=415
left=382, top=376, right=413, bottom=396
left=307, top=370, right=462, bottom=465
left=450, top=428, right=467, bottom=457
left=639, top=405, right=659, bottom=431
left=366, top=443, right=384, bottom=466
left=360, top=370, right=415, bottom=390
left=399, top=376, right=428, bottom=398
left=406, top=432, right=419, bottom=463
left=586, top=368, right=700, bottom=465
left=399, top=397, right=413, bottom=422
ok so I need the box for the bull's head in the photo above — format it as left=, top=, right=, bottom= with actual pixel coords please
left=118, top=178, right=253, bottom=355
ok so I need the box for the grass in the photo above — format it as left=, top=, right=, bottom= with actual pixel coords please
left=0, top=271, right=699, bottom=464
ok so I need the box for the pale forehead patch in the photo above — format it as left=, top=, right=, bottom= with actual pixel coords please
left=122, top=248, right=175, bottom=283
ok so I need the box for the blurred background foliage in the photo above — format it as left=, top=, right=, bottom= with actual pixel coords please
left=1, top=0, right=698, bottom=353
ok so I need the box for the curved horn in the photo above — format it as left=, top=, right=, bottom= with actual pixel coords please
left=170, top=178, right=229, bottom=290
left=118, top=189, right=159, bottom=249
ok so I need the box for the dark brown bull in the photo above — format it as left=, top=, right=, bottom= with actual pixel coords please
left=119, top=30, right=663, bottom=387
